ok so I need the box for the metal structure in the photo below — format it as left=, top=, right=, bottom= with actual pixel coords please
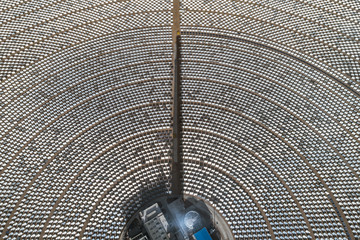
left=0, top=0, right=360, bottom=239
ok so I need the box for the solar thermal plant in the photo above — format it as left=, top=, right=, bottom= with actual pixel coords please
left=0, top=0, right=360, bottom=239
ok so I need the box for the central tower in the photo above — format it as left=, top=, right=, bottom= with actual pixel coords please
left=170, top=0, right=183, bottom=197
